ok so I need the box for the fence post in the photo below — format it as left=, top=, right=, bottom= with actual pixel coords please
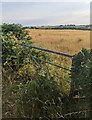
left=69, top=56, right=76, bottom=98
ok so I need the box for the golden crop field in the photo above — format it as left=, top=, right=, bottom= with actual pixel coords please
left=27, top=29, right=90, bottom=65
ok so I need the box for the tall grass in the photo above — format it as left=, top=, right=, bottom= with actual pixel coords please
left=27, top=29, right=90, bottom=65
left=27, top=30, right=90, bottom=53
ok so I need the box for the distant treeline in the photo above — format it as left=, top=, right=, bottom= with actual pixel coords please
left=24, top=24, right=92, bottom=30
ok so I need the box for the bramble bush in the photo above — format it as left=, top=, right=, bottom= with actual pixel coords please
left=71, top=48, right=92, bottom=118
left=2, top=23, right=91, bottom=119
left=2, top=24, right=68, bottom=118
left=71, top=48, right=92, bottom=97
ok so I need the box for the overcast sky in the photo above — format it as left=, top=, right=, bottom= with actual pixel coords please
left=1, top=1, right=91, bottom=26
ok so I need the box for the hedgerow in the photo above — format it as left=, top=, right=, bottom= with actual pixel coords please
left=2, top=24, right=68, bottom=118
left=2, top=23, right=92, bottom=119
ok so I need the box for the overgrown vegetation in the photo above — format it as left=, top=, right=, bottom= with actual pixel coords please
left=1, top=23, right=92, bottom=119
left=2, top=24, right=69, bottom=118
left=71, top=49, right=92, bottom=118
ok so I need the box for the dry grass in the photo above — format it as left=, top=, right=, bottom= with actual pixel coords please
left=27, top=29, right=90, bottom=65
